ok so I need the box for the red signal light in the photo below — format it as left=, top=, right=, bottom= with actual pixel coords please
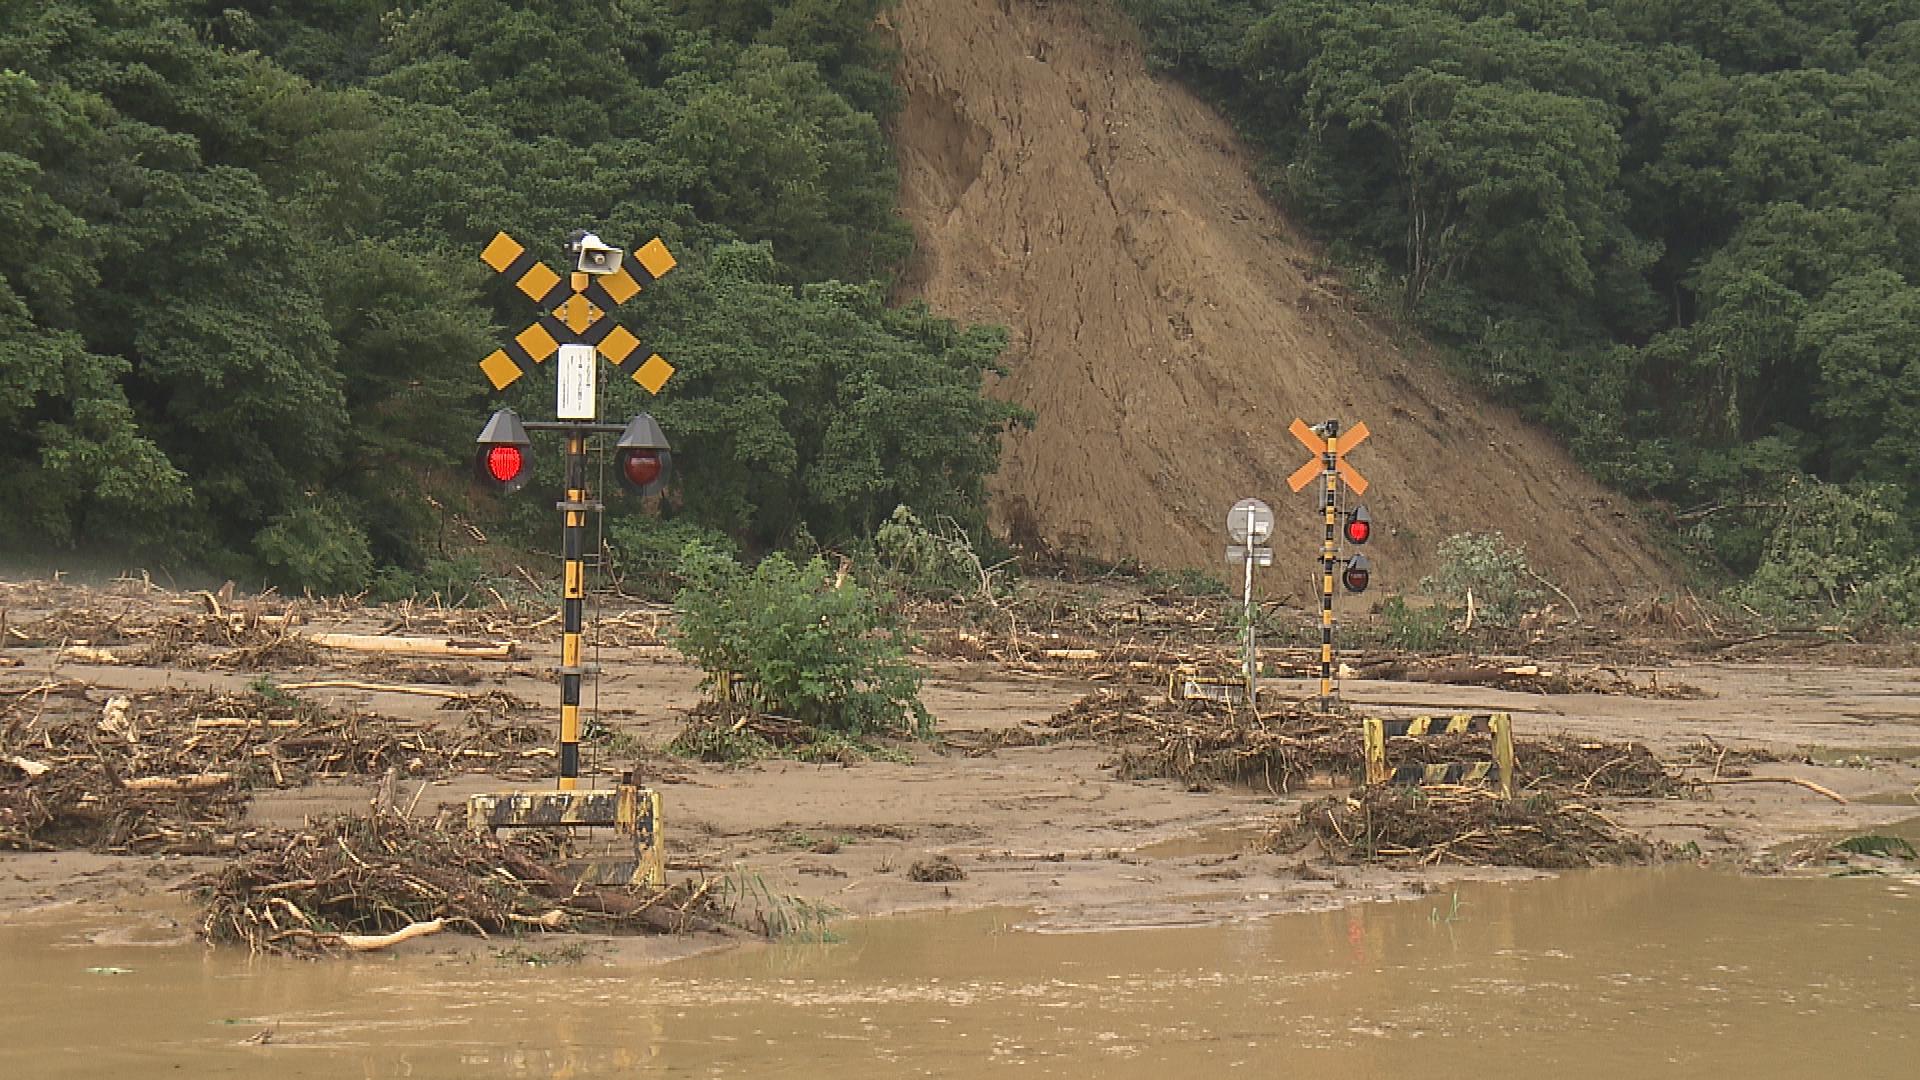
left=1341, top=554, right=1372, bottom=594
left=485, top=445, right=525, bottom=485
left=614, top=412, right=672, bottom=497
left=619, top=448, right=662, bottom=491
left=1344, top=505, right=1372, bottom=545
left=473, top=408, right=534, bottom=494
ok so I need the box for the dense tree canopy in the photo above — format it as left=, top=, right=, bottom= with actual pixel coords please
left=0, top=0, right=1019, bottom=591
left=1123, top=0, right=1920, bottom=615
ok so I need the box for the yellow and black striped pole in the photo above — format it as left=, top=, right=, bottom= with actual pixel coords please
left=1319, top=421, right=1340, bottom=708
left=559, top=431, right=590, bottom=789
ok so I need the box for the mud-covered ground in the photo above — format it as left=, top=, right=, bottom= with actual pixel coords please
left=4, top=576, right=1918, bottom=961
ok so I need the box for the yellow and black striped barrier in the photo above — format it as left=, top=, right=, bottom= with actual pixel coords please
left=1363, top=713, right=1515, bottom=798
left=467, top=782, right=663, bottom=887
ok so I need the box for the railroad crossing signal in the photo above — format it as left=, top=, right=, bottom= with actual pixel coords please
left=1287, top=418, right=1375, bottom=708
left=1287, top=418, right=1369, bottom=495
left=477, top=231, right=679, bottom=394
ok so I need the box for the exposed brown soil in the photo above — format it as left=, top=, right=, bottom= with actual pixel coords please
left=888, top=0, right=1675, bottom=603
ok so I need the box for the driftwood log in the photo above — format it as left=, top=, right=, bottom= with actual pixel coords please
left=305, top=634, right=515, bottom=660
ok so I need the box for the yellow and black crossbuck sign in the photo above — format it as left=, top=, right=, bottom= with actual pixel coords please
left=478, top=231, right=678, bottom=394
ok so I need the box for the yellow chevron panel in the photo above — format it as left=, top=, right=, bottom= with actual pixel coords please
left=481, top=232, right=523, bottom=272
left=598, top=324, right=640, bottom=364
left=599, top=266, right=641, bottom=304
left=515, top=322, right=559, bottom=361
left=634, top=354, right=674, bottom=394
left=516, top=262, right=561, bottom=303
left=635, top=237, right=677, bottom=279
left=555, top=294, right=601, bottom=335
left=480, top=350, right=522, bottom=390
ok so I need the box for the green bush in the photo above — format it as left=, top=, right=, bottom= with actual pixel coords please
left=608, top=517, right=741, bottom=601
left=1420, top=533, right=1542, bottom=629
left=253, top=498, right=373, bottom=594
left=873, top=505, right=985, bottom=597
left=1730, top=477, right=1919, bottom=628
left=671, top=549, right=932, bottom=736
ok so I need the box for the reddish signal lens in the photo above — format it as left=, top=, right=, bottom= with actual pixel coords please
left=485, top=444, right=526, bottom=484
left=1343, top=505, right=1372, bottom=545
left=1341, top=554, right=1372, bottom=594
left=620, top=449, right=662, bottom=490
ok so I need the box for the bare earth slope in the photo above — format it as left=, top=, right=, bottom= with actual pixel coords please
left=889, top=0, right=1674, bottom=603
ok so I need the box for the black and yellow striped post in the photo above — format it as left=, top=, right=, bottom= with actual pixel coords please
left=1363, top=713, right=1516, bottom=798
left=1318, top=422, right=1341, bottom=706
left=558, top=430, right=592, bottom=789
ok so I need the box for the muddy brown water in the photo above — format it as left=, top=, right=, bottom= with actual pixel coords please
left=4, top=861, right=1917, bottom=1079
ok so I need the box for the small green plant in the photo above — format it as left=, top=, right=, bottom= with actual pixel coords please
left=1834, top=834, right=1918, bottom=860
left=1143, top=566, right=1228, bottom=597
left=665, top=725, right=777, bottom=763
left=496, top=942, right=592, bottom=966
left=1381, top=595, right=1459, bottom=650
left=248, top=675, right=294, bottom=706
left=1429, top=890, right=1465, bottom=925
left=672, top=548, right=933, bottom=737
left=719, top=869, right=842, bottom=943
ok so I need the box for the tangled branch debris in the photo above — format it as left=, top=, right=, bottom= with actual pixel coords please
left=1286, top=786, right=1658, bottom=868
left=0, top=686, right=550, bottom=853
left=995, top=689, right=1685, bottom=798
left=200, top=813, right=736, bottom=955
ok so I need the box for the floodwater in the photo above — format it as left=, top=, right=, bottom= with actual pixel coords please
left=3, top=864, right=1917, bottom=1078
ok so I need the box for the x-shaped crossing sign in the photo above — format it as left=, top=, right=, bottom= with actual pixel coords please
left=1286, top=418, right=1370, bottom=495
left=478, top=231, right=677, bottom=394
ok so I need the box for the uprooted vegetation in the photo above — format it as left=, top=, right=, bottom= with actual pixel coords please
left=1282, top=786, right=1659, bottom=868
left=201, top=812, right=734, bottom=955
left=993, top=689, right=1681, bottom=798
left=2, top=681, right=762, bottom=955
left=988, top=688, right=1684, bottom=870
left=0, top=682, right=550, bottom=854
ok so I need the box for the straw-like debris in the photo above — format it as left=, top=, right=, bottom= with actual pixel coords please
left=0, top=686, right=554, bottom=853
left=996, top=689, right=1685, bottom=797
left=200, top=812, right=735, bottom=955
left=1518, top=736, right=1681, bottom=797
left=1286, top=786, right=1658, bottom=868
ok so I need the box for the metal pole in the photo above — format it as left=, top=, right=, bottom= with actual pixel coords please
left=1243, top=503, right=1257, bottom=703
left=559, top=430, right=589, bottom=789
left=1319, top=420, right=1340, bottom=709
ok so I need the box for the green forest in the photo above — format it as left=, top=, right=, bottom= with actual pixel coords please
left=1120, top=0, right=1920, bottom=621
left=0, top=0, right=1022, bottom=595
left=4, top=0, right=1918, bottom=623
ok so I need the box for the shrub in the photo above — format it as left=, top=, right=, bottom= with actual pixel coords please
left=253, top=498, right=373, bottom=594
left=672, top=549, right=932, bottom=736
left=1730, top=477, right=1919, bottom=628
left=1420, top=532, right=1542, bottom=629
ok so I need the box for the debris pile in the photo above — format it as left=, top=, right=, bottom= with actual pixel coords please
left=1, top=683, right=550, bottom=853
left=201, top=812, right=734, bottom=955
left=1000, top=689, right=1685, bottom=798
left=1286, top=786, right=1658, bottom=868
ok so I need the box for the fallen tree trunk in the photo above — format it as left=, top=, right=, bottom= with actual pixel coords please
left=306, top=633, right=515, bottom=660
left=122, top=773, right=234, bottom=792
left=334, top=918, right=445, bottom=951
